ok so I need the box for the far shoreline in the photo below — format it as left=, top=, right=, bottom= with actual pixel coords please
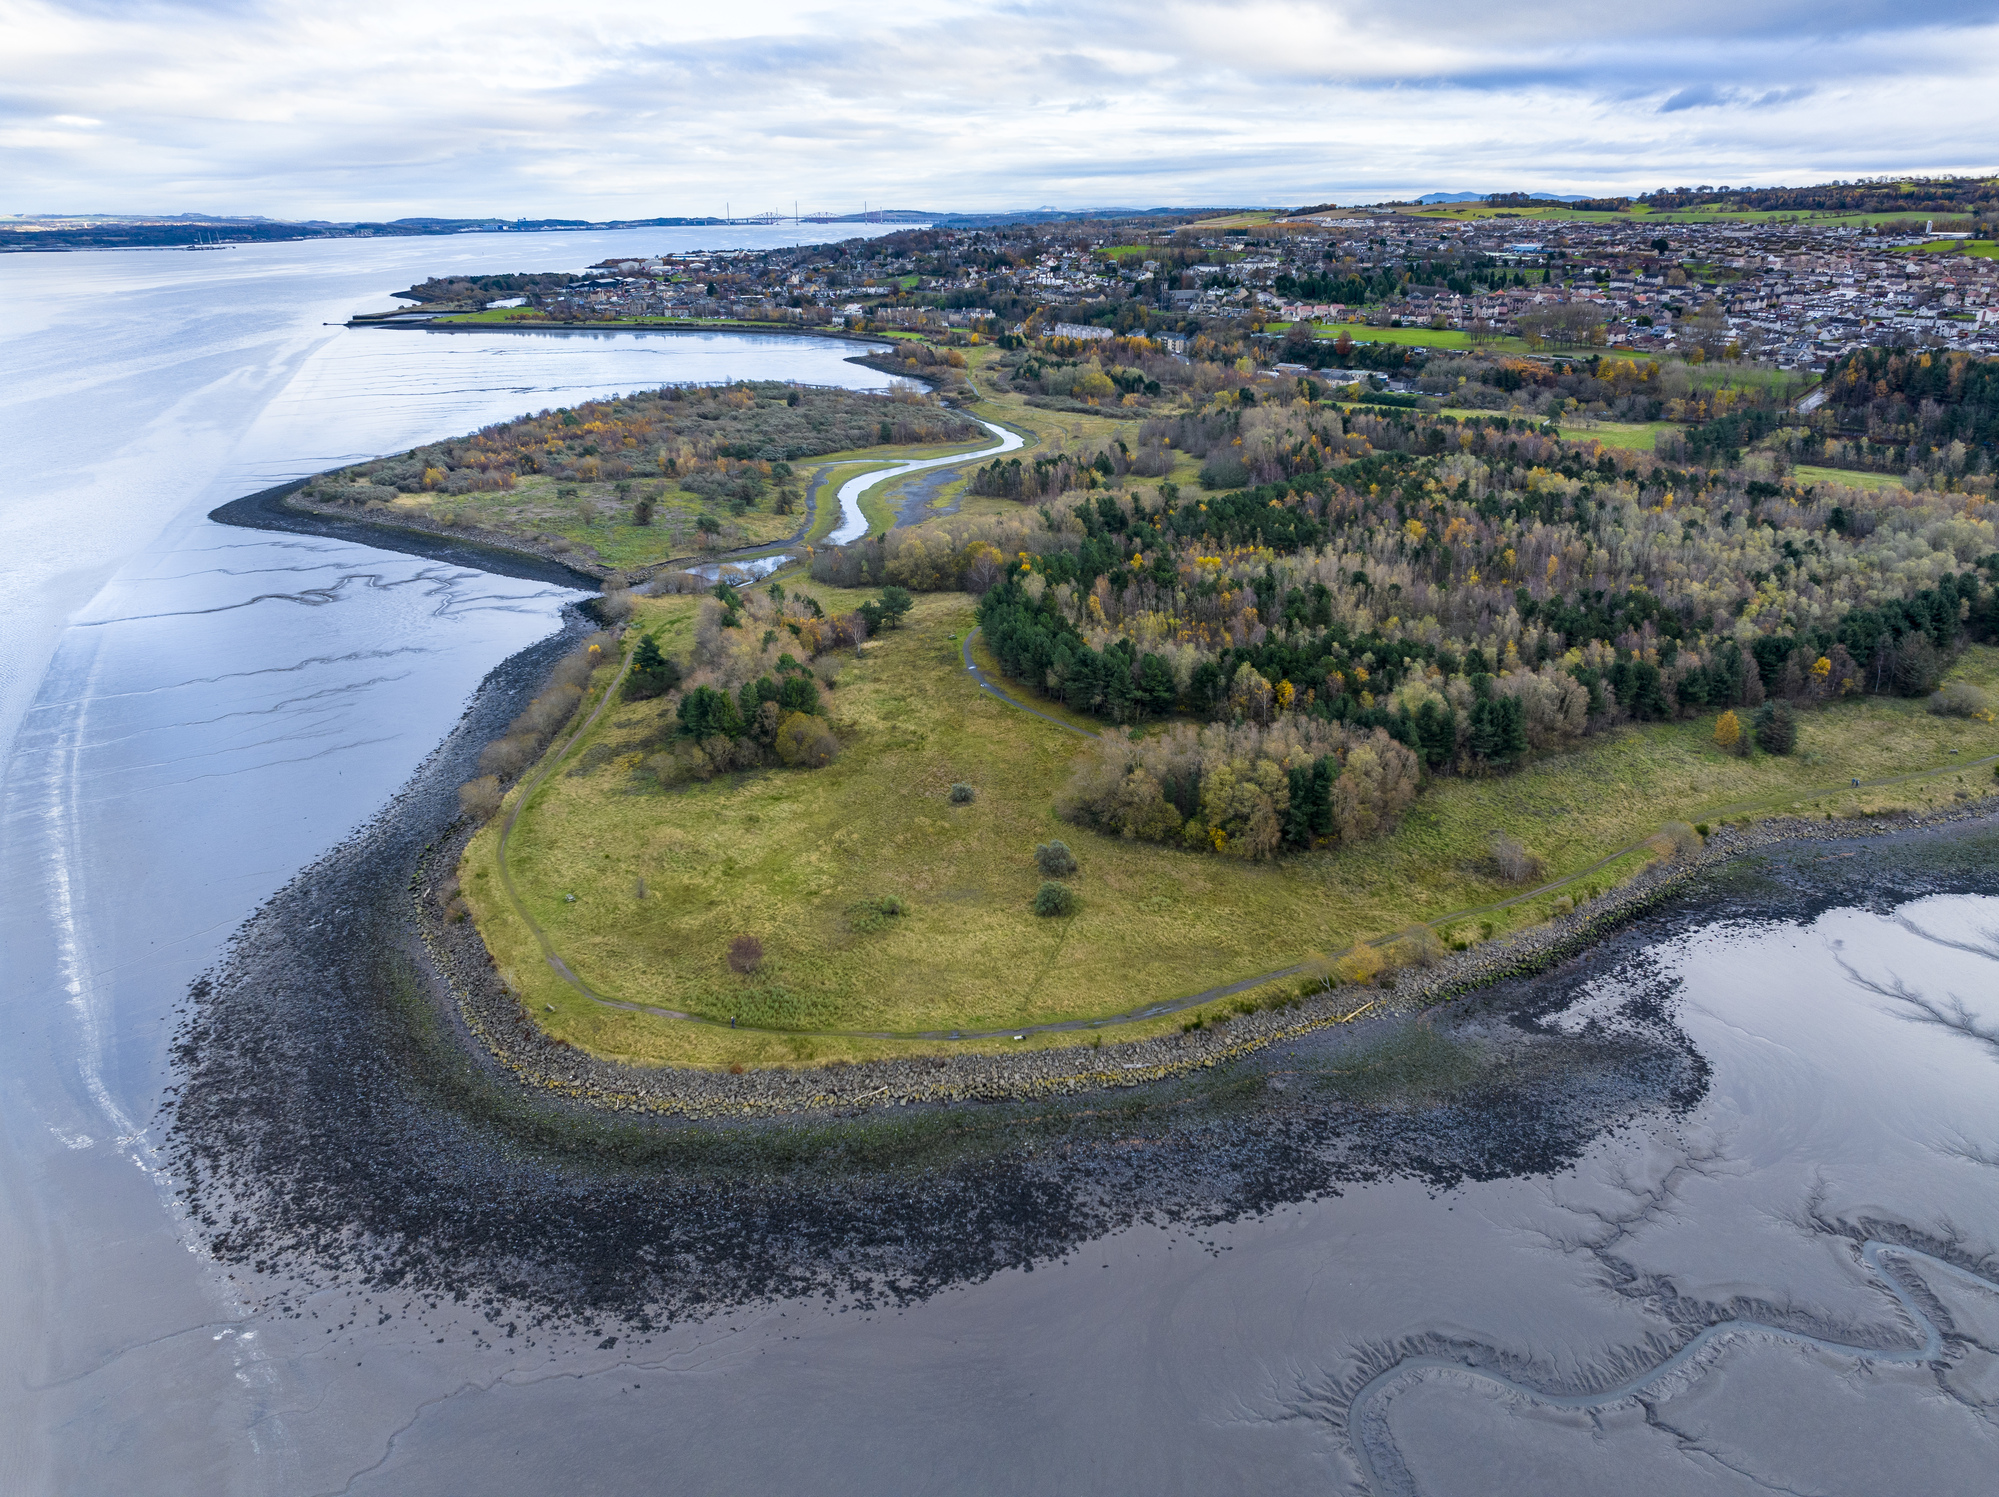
left=347, top=314, right=897, bottom=347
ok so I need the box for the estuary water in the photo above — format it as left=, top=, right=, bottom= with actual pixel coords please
left=4, top=236, right=1998, bottom=1495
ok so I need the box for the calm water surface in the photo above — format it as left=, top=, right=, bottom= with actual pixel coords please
left=3, top=237, right=1997, bottom=1494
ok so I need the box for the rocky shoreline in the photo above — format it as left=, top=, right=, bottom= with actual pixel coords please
left=417, top=783, right=1999, bottom=1122
left=165, top=617, right=1994, bottom=1316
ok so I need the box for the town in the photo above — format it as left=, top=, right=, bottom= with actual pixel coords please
left=416, top=181, right=1999, bottom=372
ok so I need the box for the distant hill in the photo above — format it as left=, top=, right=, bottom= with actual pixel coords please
left=1, top=205, right=1227, bottom=251
left=1416, top=191, right=1594, bottom=204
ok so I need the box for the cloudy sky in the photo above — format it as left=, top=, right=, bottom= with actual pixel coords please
left=5, top=0, right=1997, bottom=217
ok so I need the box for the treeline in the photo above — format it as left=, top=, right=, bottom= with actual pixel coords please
left=395, top=272, right=572, bottom=305
left=1822, top=349, right=1999, bottom=453
left=1274, top=267, right=1408, bottom=304
left=1641, top=179, right=1999, bottom=219
left=792, top=416, right=1999, bottom=812
left=971, top=484, right=1998, bottom=753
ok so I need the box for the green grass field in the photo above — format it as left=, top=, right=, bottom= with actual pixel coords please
left=1305, top=325, right=1687, bottom=369
left=1895, top=240, right=1999, bottom=260
left=1562, top=420, right=1679, bottom=451
left=1310, top=322, right=1524, bottom=354
left=1789, top=465, right=1909, bottom=492
left=460, top=588, right=1999, bottom=1070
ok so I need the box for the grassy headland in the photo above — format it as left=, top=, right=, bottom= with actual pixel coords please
left=458, top=578, right=1997, bottom=1070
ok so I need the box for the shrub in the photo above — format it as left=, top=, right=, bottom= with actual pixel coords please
left=948, top=782, right=976, bottom=804
left=1929, top=681, right=1994, bottom=721
left=547, top=644, right=602, bottom=691
left=774, top=711, right=839, bottom=767
left=1331, top=943, right=1385, bottom=985
left=1295, top=952, right=1339, bottom=994
left=1489, top=832, right=1546, bottom=884
left=1385, top=925, right=1445, bottom=969
left=1695, top=822, right=1711, bottom=837
left=1668, top=819, right=1703, bottom=854
left=727, top=935, right=764, bottom=974
left=1649, top=820, right=1704, bottom=862
left=522, top=682, right=585, bottom=737
left=478, top=735, right=536, bottom=778
left=1752, top=701, right=1797, bottom=755
left=1033, top=881, right=1078, bottom=917
left=458, top=775, right=503, bottom=821
left=1035, top=839, right=1079, bottom=877
left=848, top=895, right=908, bottom=932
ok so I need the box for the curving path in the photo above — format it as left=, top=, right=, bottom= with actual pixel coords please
left=826, top=418, right=1024, bottom=544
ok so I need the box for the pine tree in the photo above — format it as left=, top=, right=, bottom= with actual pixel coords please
left=624, top=634, right=683, bottom=701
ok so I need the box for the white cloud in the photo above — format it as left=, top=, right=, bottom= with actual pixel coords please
left=2, top=0, right=1996, bottom=214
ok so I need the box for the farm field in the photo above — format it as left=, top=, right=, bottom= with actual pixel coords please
left=459, top=585, right=1999, bottom=1070
left=1896, top=240, right=1999, bottom=260
left=1789, top=464, right=1909, bottom=491
left=1304, top=324, right=1680, bottom=369
left=1184, top=211, right=1282, bottom=229
left=1310, top=322, right=1517, bottom=353
left=1565, top=420, right=1679, bottom=451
